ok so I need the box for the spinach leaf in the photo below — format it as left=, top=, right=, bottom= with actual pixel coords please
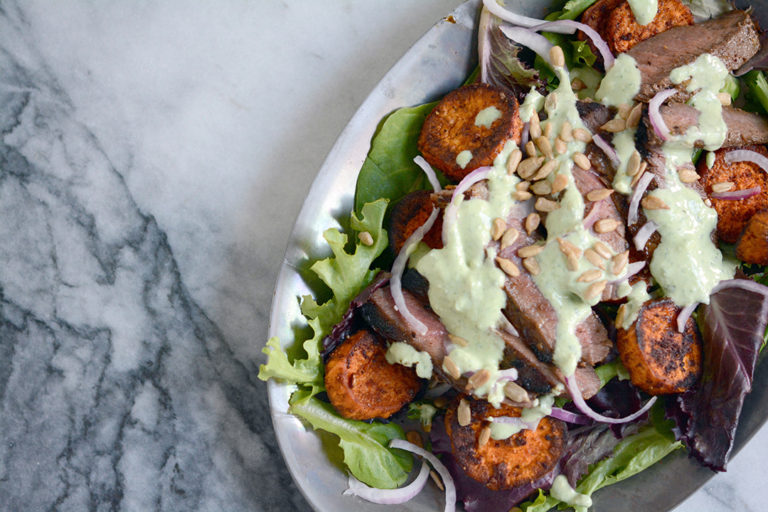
left=354, top=103, right=438, bottom=214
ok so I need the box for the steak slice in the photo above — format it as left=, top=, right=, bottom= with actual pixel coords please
left=577, top=100, right=614, bottom=133
left=628, top=10, right=760, bottom=102
left=639, top=103, right=768, bottom=149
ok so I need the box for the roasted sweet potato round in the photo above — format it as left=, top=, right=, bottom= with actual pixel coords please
left=698, top=145, right=768, bottom=243
left=445, top=395, right=566, bottom=491
left=324, top=330, right=421, bottom=420
left=604, top=0, right=693, bottom=54
left=418, top=83, right=522, bottom=182
left=616, top=298, right=702, bottom=395
left=736, top=209, right=768, bottom=264
left=389, top=190, right=444, bottom=254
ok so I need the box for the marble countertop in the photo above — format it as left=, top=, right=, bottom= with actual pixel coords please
left=0, top=1, right=765, bottom=510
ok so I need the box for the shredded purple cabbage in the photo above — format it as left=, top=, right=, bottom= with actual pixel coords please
left=669, top=279, right=768, bottom=471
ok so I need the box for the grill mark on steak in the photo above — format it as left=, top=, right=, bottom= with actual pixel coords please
left=628, top=10, right=760, bottom=102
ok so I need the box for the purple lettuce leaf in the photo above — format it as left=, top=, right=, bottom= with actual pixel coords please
left=670, top=279, right=768, bottom=471
left=321, top=272, right=389, bottom=358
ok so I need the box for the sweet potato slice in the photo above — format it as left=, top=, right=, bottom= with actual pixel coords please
left=418, top=83, right=522, bottom=182
left=603, top=0, right=693, bottom=54
left=445, top=396, right=566, bottom=491
left=616, top=298, right=702, bottom=395
left=736, top=209, right=768, bottom=264
left=389, top=190, right=444, bottom=254
left=324, top=330, right=421, bottom=420
left=579, top=0, right=692, bottom=56
left=699, top=145, right=768, bottom=243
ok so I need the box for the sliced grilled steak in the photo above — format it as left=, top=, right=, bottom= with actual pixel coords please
left=628, top=10, right=760, bottom=102
left=639, top=103, right=768, bottom=149
left=577, top=100, right=614, bottom=133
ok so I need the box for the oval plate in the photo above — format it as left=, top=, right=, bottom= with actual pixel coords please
left=267, top=1, right=768, bottom=510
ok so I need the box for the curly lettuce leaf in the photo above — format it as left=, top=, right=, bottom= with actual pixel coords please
left=354, top=105, right=439, bottom=214
left=551, top=0, right=600, bottom=20
left=289, top=390, right=412, bottom=489
left=670, top=279, right=768, bottom=470
left=259, top=199, right=389, bottom=394
left=478, top=7, right=542, bottom=99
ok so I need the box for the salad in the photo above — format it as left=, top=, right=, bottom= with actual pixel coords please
left=260, top=0, right=768, bottom=510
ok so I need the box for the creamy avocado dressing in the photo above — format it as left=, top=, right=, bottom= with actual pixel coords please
left=596, top=54, right=642, bottom=107
left=475, top=106, right=502, bottom=127
left=456, top=149, right=473, bottom=169
left=595, top=54, right=643, bottom=193
left=706, top=150, right=716, bottom=168
left=550, top=475, right=593, bottom=508
left=644, top=54, right=735, bottom=306
left=519, top=88, right=545, bottom=122
left=618, top=280, right=652, bottom=329
left=416, top=141, right=519, bottom=405
left=627, top=0, right=658, bottom=25
left=385, top=342, right=434, bottom=379
left=488, top=393, right=555, bottom=439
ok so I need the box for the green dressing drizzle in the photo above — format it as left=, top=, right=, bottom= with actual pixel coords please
left=456, top=149, right=473, bottom=169
left=475, top=106, right=502, bottom=127
left=385, top=342, right=434, bottom=379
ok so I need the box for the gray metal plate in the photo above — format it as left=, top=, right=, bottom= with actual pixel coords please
left=267, top=1, right=768, bottom=510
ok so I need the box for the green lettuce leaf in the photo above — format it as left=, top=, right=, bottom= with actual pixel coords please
left=554, top=0, right=599, bottom=20
left=289, top=390, right=413, bottom=489
left=743, top=70, right=768, bottom=116
left=258, top=199, right=389, bottom=393
left=522, top=425, right=682, bottom=512
left=354, top=104, right=439, bottom=214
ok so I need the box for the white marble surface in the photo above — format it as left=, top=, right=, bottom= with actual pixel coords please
left=0, top=0, right=765, bottom=511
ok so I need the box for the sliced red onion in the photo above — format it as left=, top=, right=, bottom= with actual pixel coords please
left=711, top=186, right=761, bottom=200
left=610, top=261, right=646, bottom=284
left=627, top=172, right=655, bottom=226
left=724, top=149, right=768, bottom=173
left=633, top=220, right=659, bottom=250
left=413, top=155, right=442, bottom=193
left=565, top=375, right=657, bottom=424
left=489, top=416, right=537, bottom=430
left=424, top=382, right=453, bottom=399
left=343, top=460, right=430, bottom=505
left=391, top=208, right=440, bottom=336
left=443, top=166, right=492, bottom=241
left=390, top=439, right=456, bottom=512
left=521, top=121, right=530, bottom=150
left=499, top=26, right=554, bottom=64
left=592, top=134, right=620, bottom=168
left=482, top=0, right=550, bottom=28
left=676, top=302, right=698, bottom=333
left=496, top=368, right=519, bottom=382
left=533, top=20, right=615, bottom=69
left=500, top=315, right=520, bottom=337
left=648, top=89, right=677, bottom=141
left=550, top=407, right=591, bottom=425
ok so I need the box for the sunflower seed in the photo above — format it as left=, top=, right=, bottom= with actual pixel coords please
left=554, top=137, right=568, bottom=155
left=523, top=257, right=541, bottom=275
left=458, top=398, right=471, bottom=426
left=626, top=150, right=642, bottom=176
left=573, top=152, right=592, bottom=170
left=593, top=241, right=613, bottom=259
left=601, top=118, right=626, bottom=133
left=560, top=121, right=573, bottom=142
left=444, top=356, right=461, bottom=380
left=549, top=45, right=565, bottom=68
left=585, top=280, right=607, bottom=300
left=513, top=190, right=533, bottom=201
left=711, top=181, right=735, bottom=193
left=469, top=369, right=491, bottom=389
left=627, top=103, right=643, bottom=129
left=573, top=128, right=592, bottom=143
left=577, top=269, right=603, bottom=282
left=506, top=149, right=523, bottom=175
left=529, top=111, right=542, bottom=139
left=586, top=188, right=614, bottom=202
left=612, top=250, right=629, bottom=275
left=531, top=180, right=552, bottom=196
left=358, top=231, right=374, bottom=246
left=551, top=173, right=569, bottom=194
left=491, top=217, right=507, bottom=240
left=535, top=197, right=560, bottom=212
left=679, top=168, right=700, bottom=183
left=718, top=92, right=732, bottom=106
left=536, top=136, right=553, bottom=159
left=500, top=228, right=520, bottom=249
left=518, top=244, right=545, bottom=258
left=479, top=426, right=492, bottom=448
left=504, top=381, right=529, bottom=403
left=585, top=248, right=605, bottom=269
left=448, top=333, right=469, bottom=347
left=496, top=256, right=521, bottom=277
left=518, top=156, right=545, bottom=178
left=641, top=195, right=670, bottom=210
left=594, top=218, right=621, bottom=233
left=525, top=213, right=541, bottom=234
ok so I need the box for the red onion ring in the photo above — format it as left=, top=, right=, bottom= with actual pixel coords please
left=550, top=407, right=591, bottom=425
left=496, top=368, right=519, bottom=382
left=499, top=26, right=554, bottom=64
left=533, top=20, right=615, bottom=69
left=582, top=203, right=600, bottom=231
left=390, top=208, right=440, bottom=336
left=724, top=149, right=768, bottom=173
left=521, top=121, right=530, bottom=150
left=676, top=302, right=698, bottom=333
left=627, top=172, right=655, bottom=226
left=413, top=156, right=443, bottom=194
left=390, top=439, right=456, bottom=512
left=592, top=134, right=620, bottom=168
left=711, top=278, right=768, bottom=297
left=609, top=261, right=646, bottom=284
left=343, top=460, right=430, bottom=505
left=710, top=186, right=761, bottom=200
left=565, top=375, right=657, bottom=424
left=633, top=220, right=659, bottom=250
left=442, top=166, right=492, bottom=242
left=648, top=89, right=677, bottom=141
left=482, top=0, right=551, bottom=28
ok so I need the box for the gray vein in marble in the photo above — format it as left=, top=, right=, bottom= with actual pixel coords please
left=0, top=6, right=308, bottom=512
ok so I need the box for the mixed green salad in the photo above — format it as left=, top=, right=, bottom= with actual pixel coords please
left=261, top=0, right=768, bottom=510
